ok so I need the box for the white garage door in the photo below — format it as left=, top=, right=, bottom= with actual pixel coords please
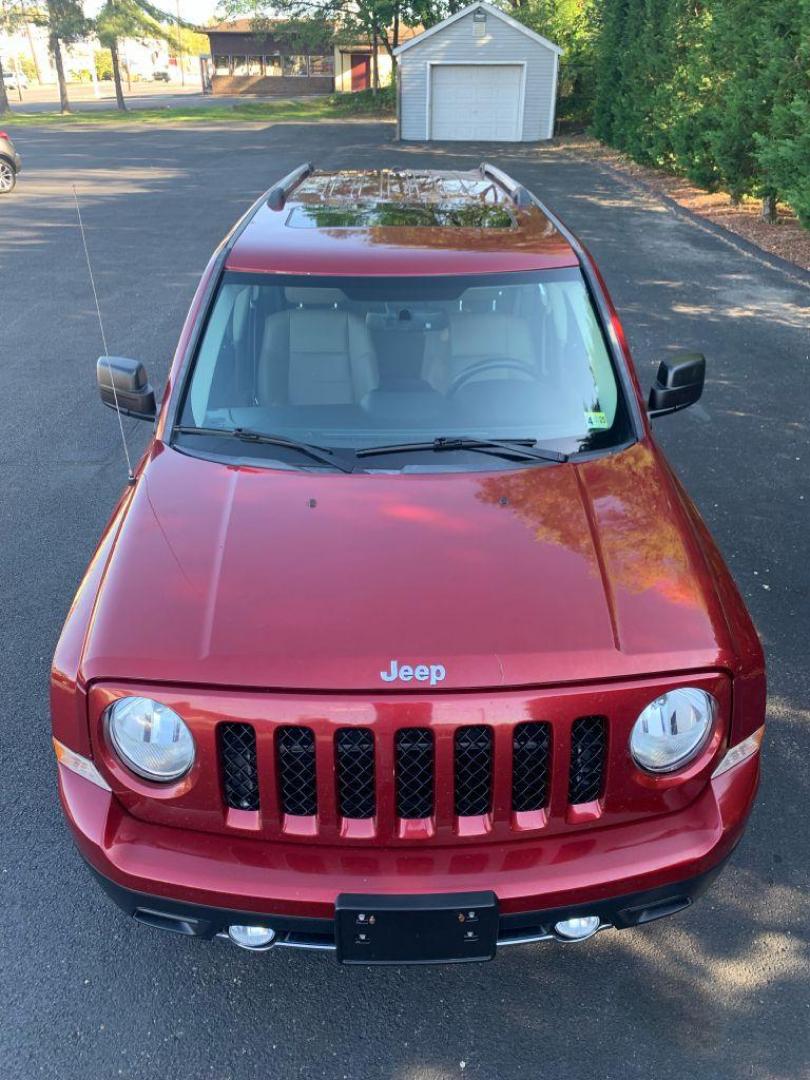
left=430, top=64, right=523, bottom=141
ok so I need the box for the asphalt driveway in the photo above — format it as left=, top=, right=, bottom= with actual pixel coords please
left=1, top=121, right=808, bottom=1080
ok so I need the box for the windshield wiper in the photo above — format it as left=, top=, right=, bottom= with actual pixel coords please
left=355, top=436, right=568, bottom=463
left=174, top=426, right=353, bottom=473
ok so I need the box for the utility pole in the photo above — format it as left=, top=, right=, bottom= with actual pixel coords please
left=1, top=0, right=23, bottom=100
left=11, top=52, right=23, bottom=101
left=19, top=0, right=42, bottom=83
left=175, top=0, right=184, bottom=86
left=90, top=42, right=100, bottom=98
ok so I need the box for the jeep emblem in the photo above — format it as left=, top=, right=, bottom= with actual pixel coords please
left=380, top=660, right=446, bottom=686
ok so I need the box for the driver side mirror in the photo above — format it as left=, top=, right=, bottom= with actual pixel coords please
left=647, top=353, right=705, bottom=418
left=97, top=356, right=156, bottom=420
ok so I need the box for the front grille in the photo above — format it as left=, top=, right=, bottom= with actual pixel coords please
left=217, top=711, right=616, bottom=838
left=568, top=716, right=607, bottom=803
left=454, top=726, right=493, bottom=816
left=276, top=726, right=317, bottom=816
left=512, top=721, right=551, bottom=812
left=219, top=723, right=259, bottom=810
left=336, top=728, right=376, bottom=818
left=395, top=728, right=434, bottom=818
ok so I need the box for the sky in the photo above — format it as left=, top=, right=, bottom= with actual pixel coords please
left=166, top=0, right=224, bottom=25
left=82, top=0, right=225, bottom=26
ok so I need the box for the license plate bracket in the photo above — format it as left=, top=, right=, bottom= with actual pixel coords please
left=335, top=891, right=499, bottom=965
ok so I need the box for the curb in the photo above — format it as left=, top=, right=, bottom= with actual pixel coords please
left=568, top=150, right=810, bottom=291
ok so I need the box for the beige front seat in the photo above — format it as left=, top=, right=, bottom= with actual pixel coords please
left=257, top=287, right=378, bottom=406
left=423, top=311, right=536, bottom=395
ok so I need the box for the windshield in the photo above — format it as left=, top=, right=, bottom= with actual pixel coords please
left=175, top=270, right=633, bottom=470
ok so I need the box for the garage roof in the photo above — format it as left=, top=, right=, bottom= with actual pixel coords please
left=393, top=1, right=563, bottom=57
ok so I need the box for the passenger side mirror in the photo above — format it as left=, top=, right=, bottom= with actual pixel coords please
left=647, top=353, right=705, bottom=418
left=97, top=356, right=156, bottom=420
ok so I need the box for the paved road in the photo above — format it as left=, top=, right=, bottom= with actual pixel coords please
left=4, top=86, right=326, bottom=113
left=1, top=122, right=808, bottom=1080
left=2, top=82, right=206, bottom=113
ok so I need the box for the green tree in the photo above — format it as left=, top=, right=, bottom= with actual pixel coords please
left=752, top=0, right=808, bottom=221
left=45, top=0, right=92, bottom=112
left=591, top=0, right=810, bottom=227
left=611, top=0, right=650, bottom=154
left=757, top=96, right=810, bottom=225
left=666, top=0, right=719, bottom=190
left=95, top=47, right=114, bottom=79
left=592, top=0, right=628, bottom=141
left=706, top=0, right=772, bottom=205
left=510, top=1, right=601, bottom=126
left=95, top=0, right=200, bottom=110
left=222, top=0, right=428, bottom=77
left=0, top=1, right=28, bottom=115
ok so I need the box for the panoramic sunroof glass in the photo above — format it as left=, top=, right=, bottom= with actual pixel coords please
left=287, top=203, right=515, bottom=229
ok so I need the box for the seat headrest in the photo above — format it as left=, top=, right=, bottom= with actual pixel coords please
left=460, top=287, right=505, bottom=313
left=285, top=286, right=346, bottom=307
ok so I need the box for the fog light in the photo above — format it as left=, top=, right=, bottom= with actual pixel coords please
left=228, top=925, right=276, bottom=951
left=554, top=916, right=601, bottom=941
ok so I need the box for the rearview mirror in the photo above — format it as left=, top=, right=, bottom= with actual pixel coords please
left=97, top=356, right=156, bottom=420
left=647, top=353, right=705, bottom=418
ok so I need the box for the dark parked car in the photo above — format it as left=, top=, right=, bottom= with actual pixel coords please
left=0, top=130, right=21, bottom=193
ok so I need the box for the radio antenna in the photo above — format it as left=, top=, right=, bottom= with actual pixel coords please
left=73, top=185, right=134, bottom=484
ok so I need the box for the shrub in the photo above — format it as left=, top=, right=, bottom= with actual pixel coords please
left=330, top=85, right=395, bottom=114
left=95, top=49, right=113, bottom=81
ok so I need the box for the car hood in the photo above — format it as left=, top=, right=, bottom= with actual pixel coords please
left=80, top=441, right=732, bottom=691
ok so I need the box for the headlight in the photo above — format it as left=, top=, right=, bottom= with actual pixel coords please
left=106, top=696, right=195, bottom=782
left=630, top=688, right=716, bottom=773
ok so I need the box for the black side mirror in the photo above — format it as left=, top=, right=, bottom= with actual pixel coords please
left=648, top=353, right=705, bottom=418
left=97, top=356, right=156, bottom=420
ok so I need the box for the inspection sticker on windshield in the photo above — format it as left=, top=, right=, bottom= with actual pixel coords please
left=585, top=411, right=609, bottom=429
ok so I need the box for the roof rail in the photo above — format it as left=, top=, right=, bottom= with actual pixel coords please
left=267, top=162, right=315, bottom=211
left=479, top=162, right=533, bottom=209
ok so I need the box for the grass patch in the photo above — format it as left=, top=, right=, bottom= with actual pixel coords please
left=0, top=89, right=395, bottom=127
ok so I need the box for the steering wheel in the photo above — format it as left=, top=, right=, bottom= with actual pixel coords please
left=447, top=358, right=539, bottom=397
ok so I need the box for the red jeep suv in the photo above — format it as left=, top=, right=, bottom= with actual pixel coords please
left=51, top=164, right=765, bottom=963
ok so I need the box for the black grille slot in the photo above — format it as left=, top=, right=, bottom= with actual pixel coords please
left=454, top=726, right=493, bottom=816
left=219, top=723, right=260, bottom=811
left=512, top=721, right=551, bottom=812
left=276, top=726, right=317, bottom=816
left=568, top=716, right=607, bottom=804
left=335, top=728, right=376, bottom=818
left=395, top=728, right=434, bottom=819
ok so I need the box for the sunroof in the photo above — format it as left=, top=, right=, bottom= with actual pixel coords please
left=287, top=203, right=515, bottom=230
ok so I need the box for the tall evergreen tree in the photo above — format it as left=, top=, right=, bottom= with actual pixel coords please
left=754, top=0, right=808, bottom=222
left=666, top=0, right=719, bottom=189
left=610, top=0, right=647, bottom=152
left=592, top=0, right=629, bottom=142
left=706, top=0, right=772, bottom=204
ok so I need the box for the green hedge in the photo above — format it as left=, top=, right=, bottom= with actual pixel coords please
left=592, top=0, right=810, bottom=226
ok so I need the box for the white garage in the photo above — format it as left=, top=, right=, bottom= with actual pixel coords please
left=395, top=1, right=562, bottom=143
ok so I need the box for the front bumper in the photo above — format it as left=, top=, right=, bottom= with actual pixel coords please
left=89, top=857, right=731, bottom=955
left=58, top=751, right=759, bottom=936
